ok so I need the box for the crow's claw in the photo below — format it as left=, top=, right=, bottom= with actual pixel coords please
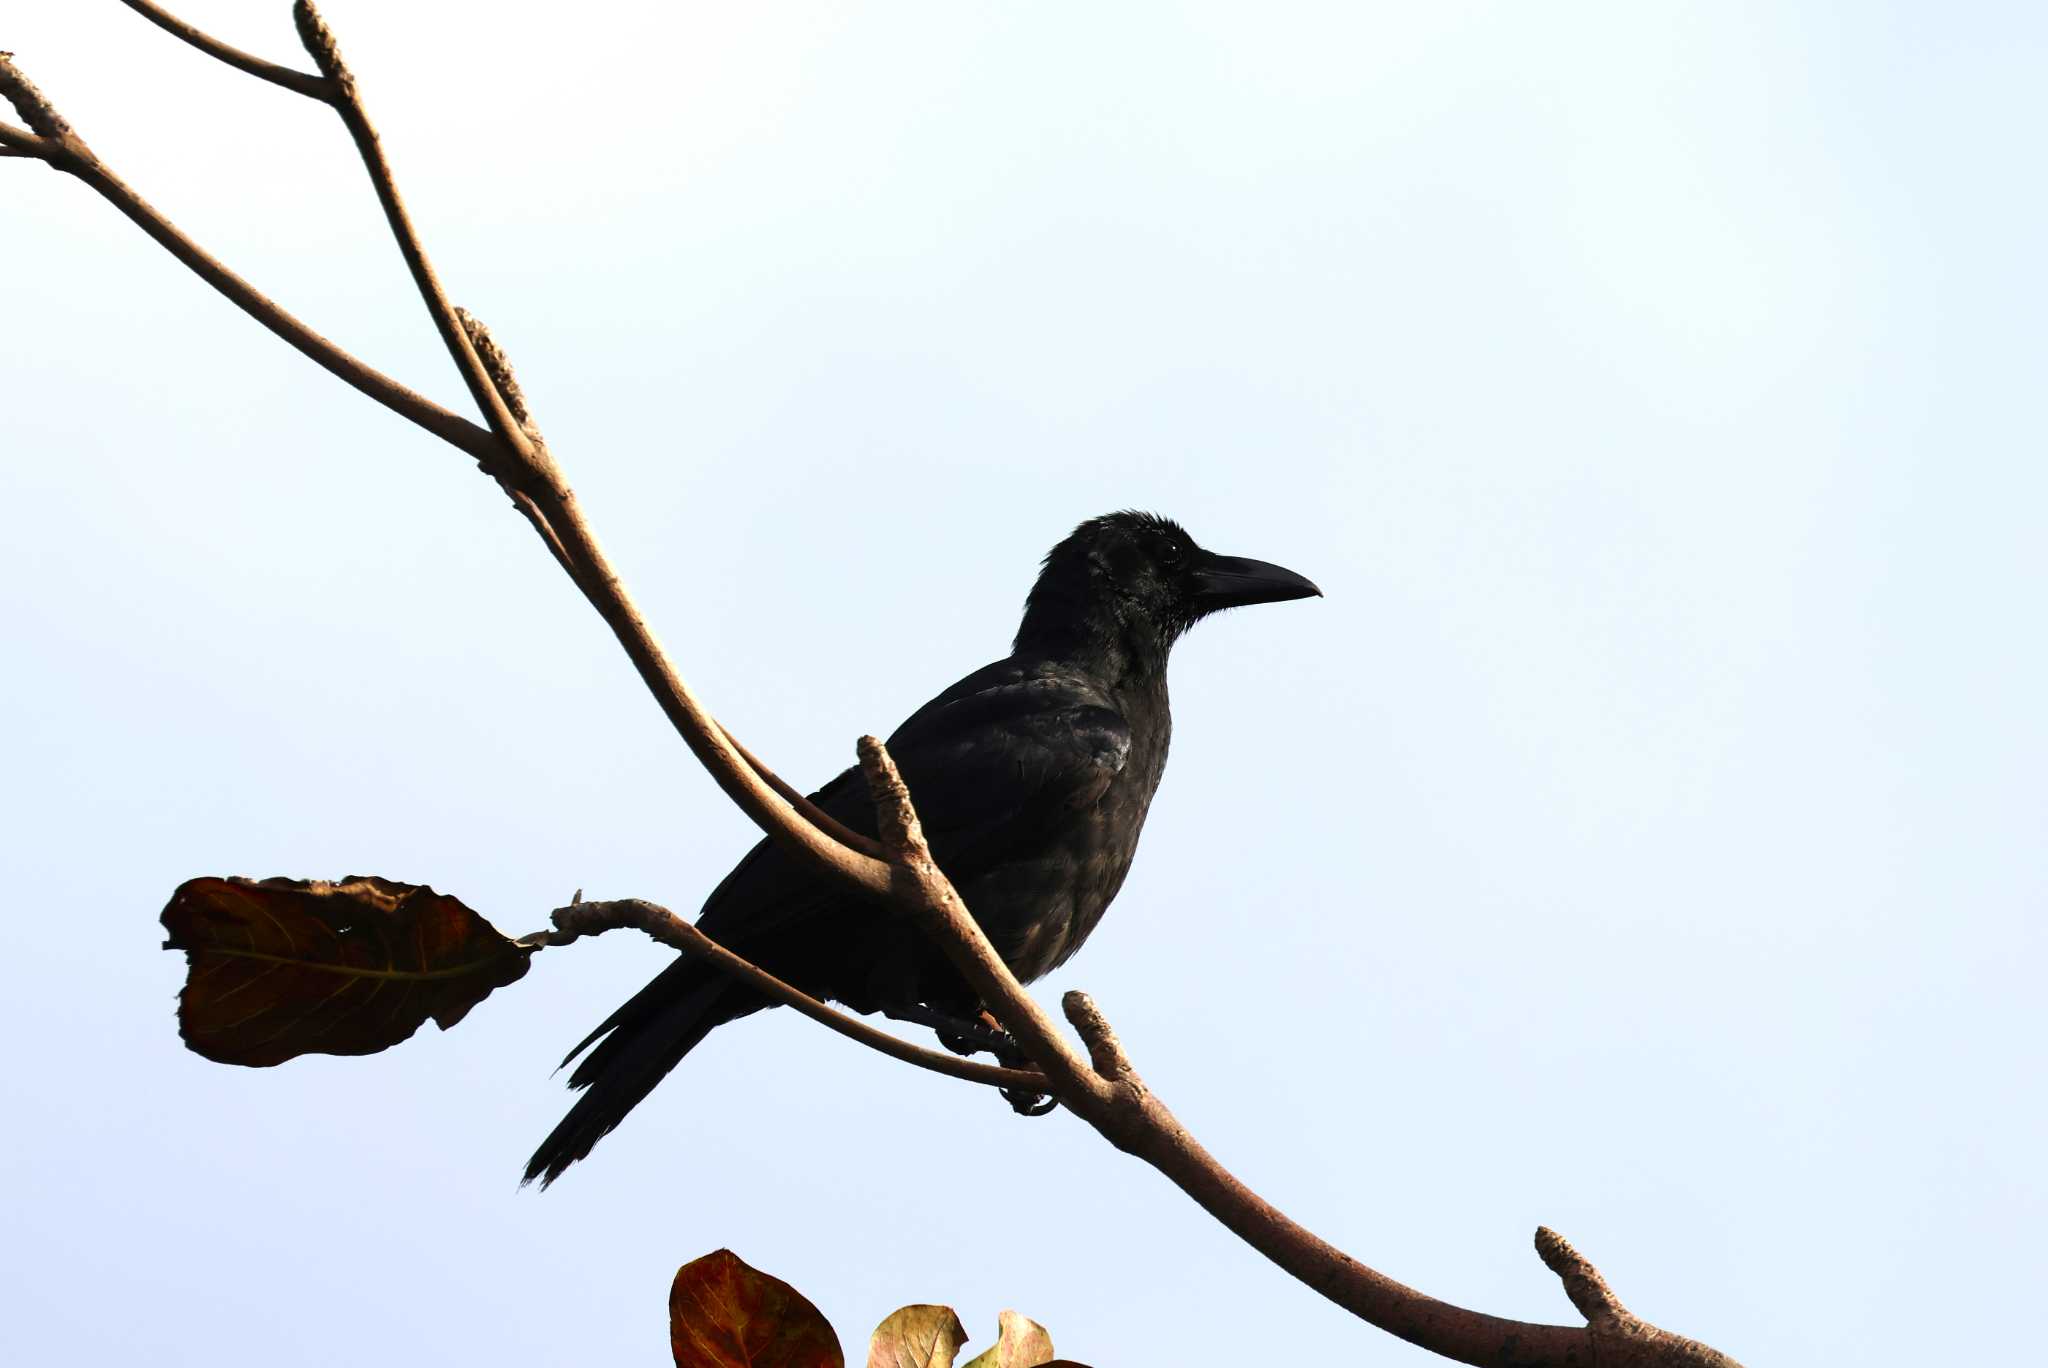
left=1001, top=1086, right=1060, bottom=1117
left=888, top=1003, right=1019, bottom=1056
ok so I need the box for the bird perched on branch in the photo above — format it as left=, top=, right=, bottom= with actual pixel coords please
left=526, top=511, right=1319, bottom=1184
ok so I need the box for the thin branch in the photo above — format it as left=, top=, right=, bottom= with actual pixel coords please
left=116, top=0, right=329, bottom=99
left=535, top=897, right=1047, bottom=1094
left=721, top=723, right=887, bottom=860
left=73, top=155, right=502, bottom=457
left=458, top=299, right=872, bottom=873
left=535, top=493, right=897, bottom=897
left=290, top=2, right=536, bottom=470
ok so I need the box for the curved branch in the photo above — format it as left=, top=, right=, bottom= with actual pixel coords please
left=858, top=737, right=1742, bottom=1368
left=535, top=896, right=1046, bottom=1094
left=116, top=0, right=329, bottom=99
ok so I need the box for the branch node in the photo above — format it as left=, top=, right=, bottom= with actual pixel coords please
left=1535, top=1226, right=1628, bottom=1324
left=1062, top=990, right=1135, bottom=1083
left=292, top=2, right=353, bottom=92
left=0, top=52, right=76, bottom=143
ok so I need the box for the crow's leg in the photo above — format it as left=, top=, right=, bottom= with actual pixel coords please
left=883, top=1003, right=1060, bottom=1117
left=884, top=1002, right=1017, bottom=1055
left=1000, top=1084, right=1060, bottom=1117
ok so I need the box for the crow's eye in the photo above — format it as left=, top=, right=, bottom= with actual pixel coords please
left=1158, top=541, right=1188, bottom=570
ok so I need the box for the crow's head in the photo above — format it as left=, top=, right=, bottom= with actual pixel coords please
left=1015, top=511, right=1319, bottom=665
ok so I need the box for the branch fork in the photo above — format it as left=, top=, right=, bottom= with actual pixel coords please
left=8, top=8, right=1743, bottom=1366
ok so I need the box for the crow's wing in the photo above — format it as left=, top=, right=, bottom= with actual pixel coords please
left=695, top=658, right=1130, bottom=942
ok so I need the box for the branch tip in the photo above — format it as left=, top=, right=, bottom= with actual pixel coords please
left=1535, top=1226, right=1628, bottom=1324
left=0, top=52, right=75, bottom=142
left=1062, top=991, right=1134, bottom=1082
left=858, top=735, right=925, bottom=862
left=292, top=1, right=352, bottom=89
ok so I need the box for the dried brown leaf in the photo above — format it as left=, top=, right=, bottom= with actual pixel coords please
left=959, top=1311, right=1058, bottom=1368
left=670, top=1249, right=844, bottom=1368
left=866, top=1305, right=968, bottom=1368
left=161, top=875, right=532, bottom=1067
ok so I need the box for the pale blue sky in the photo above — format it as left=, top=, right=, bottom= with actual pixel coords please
left=4, top=3, right=2042, bottom=1364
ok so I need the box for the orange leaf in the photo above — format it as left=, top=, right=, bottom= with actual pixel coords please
left=161, top=875, right=533, bottom=1067
left=670, top=1249, right=844, bottom=1368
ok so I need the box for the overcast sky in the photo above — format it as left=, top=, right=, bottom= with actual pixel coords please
left=4, top=2, right=2042, bottom=1364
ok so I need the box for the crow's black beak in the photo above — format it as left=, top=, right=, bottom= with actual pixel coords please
left=1191, top=553, right=1323, bottom=611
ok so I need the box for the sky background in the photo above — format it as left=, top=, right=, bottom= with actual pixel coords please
left=4, top=2, right=2043, bottom=1364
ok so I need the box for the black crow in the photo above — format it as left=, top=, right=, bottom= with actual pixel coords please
left=526, top=511, right=1318, bottom=1184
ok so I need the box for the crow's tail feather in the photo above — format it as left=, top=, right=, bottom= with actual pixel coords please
left=523, top=955, right=761, bottom=1187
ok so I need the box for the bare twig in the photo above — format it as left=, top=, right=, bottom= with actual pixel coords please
left=720, top=723, right=887, bottom=860
left=289, top=2, right=538, bottom=471
left=530, top=897, right=1047, bottom=1094
left=116, top=0, right=329, bottom=99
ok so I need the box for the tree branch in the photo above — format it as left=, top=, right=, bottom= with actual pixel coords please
left=116, top=0, right=329, bottom=99
left=532, top=897, right=1047, bottom=1094
left=857, top=737, right=1742, bottom=1368
left=289, top=3, right=539, bottom=470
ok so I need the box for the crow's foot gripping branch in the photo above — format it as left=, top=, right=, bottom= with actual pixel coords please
left=882, top=1002, right=1060, bottom=1115
left=884, top=1002, right=1018, bottom=1055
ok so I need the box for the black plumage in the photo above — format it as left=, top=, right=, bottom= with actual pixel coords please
left=525, top=511, right=1318, bottom=1185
